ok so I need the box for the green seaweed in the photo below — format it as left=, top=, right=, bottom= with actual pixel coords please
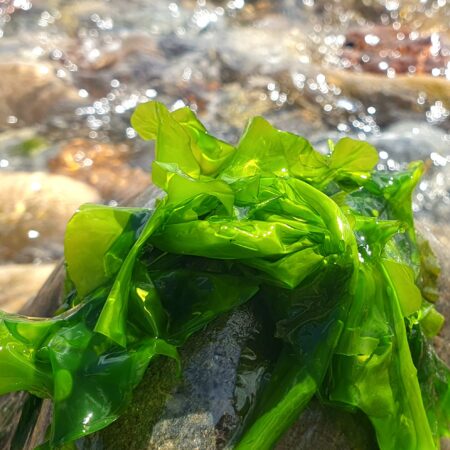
left=1, top=101, right=449, bottom=449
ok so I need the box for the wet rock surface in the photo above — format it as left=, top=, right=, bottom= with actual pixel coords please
left=81, top=305, right=378, bottom=450
left=81, top=304, right=267, bottom=450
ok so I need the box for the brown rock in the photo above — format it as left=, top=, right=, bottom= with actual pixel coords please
left=0, top=63, right=79, bottom=128
left=0, top=263, right=56, bottom=313
left=0, top=171, right=100, bottom=262
left=49, top=139, right=152, bottom=202
left=342, top=26, right=449, bottom=75
left=324, top=70, right=450, bottom=124
left=65, top=34, right=160, bottom=72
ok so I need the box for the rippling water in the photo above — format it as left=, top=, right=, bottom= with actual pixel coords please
left=0, top=0, right=449, bottom=310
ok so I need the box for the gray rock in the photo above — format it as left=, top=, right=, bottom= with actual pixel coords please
left=370, top=121, right=449, bottom=163
left=80, top=304, right=268, bottom=450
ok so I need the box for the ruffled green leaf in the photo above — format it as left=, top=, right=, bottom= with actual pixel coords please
left=65, top=204, right=151, bottom=297
left=132, top=101, right=235, bottom=179
left=330, top=137, right=378, bottom=182
left=221, top=116, right=328, bottom=183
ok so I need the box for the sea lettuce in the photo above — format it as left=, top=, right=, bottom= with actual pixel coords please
left=0, top=101, right=449, bottom=449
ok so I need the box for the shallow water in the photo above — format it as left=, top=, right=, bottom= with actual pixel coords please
left=0, top=0, right=449, bottom=306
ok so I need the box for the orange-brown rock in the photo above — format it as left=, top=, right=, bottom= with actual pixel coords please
left=341, top=26, right=449, bottom=75
left=49, top=139, right=152, bottom=202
